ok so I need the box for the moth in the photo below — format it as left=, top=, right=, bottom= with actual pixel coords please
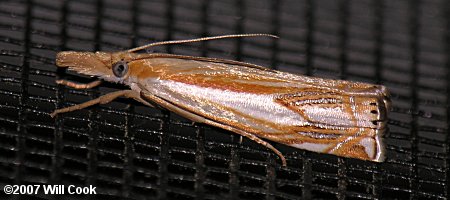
left=52, top=34, right=391, bottom=166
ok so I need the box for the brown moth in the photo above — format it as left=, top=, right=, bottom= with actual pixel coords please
left=52, top=34, right=391, bottom=166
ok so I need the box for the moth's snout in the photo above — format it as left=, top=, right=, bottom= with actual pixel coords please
left=56, top=51, right=82, bottom=67
left=56, top=51, right=111, bottom=67
left=55, top=51, right=112, bottom=77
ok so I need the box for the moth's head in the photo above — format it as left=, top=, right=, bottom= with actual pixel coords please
left=56, top=51, right=139, bottom=83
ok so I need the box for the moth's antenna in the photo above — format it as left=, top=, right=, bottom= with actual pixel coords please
left=127, top=33, right=279, bottom=53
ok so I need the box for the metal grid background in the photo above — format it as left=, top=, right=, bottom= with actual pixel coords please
left=0, top=0, right=449, bottom=199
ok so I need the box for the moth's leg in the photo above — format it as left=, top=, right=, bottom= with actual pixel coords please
left=56, top=79, right=102, bottom=89
left=50, top=90, right=154, bottom=117
left=211, top=121, right=287, bottom=166
left=140, top=91, right=287, bottom=166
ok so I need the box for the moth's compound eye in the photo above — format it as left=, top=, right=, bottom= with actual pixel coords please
left=112, top=61, right=128, bottom=78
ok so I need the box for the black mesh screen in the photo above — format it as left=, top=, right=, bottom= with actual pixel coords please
left=0, top=0, right=449, bottom=199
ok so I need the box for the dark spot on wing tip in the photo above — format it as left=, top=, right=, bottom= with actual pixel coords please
left=372, top=120, right=388, bottom=129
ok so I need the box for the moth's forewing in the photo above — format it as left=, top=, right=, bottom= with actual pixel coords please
left=128, top=57, right=389, bottom=162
